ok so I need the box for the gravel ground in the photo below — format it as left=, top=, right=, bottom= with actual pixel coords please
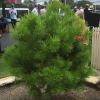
left=0, top=83, right=99, bottom=100
left=0, top=83, right=35, bottom=100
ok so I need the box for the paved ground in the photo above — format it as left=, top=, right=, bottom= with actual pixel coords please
left=0, top=32, right=15, bottom=52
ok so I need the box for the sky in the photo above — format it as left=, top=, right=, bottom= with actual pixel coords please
left=21, top=0, right=24, bottom=3
left=89, top=0, right=100, bottom=2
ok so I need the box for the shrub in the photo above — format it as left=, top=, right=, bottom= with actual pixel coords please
left=3, top=2, right=92, bottom=99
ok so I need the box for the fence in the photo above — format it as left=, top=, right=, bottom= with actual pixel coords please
left=91, top=27, right=100, bottom=70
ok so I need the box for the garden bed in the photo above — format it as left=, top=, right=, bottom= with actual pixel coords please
left=0, top=82, right=99, bottom=100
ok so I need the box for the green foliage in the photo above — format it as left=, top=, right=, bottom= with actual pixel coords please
left=0, top=55, right=10, bottom=78
left=75, top=0, right=92, bottom=8
left=60, top=0, right=74, bottom=7
left=3, top=1, right=92, bottom=99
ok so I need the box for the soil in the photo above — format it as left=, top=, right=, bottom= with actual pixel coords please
left=0, top=83, right=99, bottom=100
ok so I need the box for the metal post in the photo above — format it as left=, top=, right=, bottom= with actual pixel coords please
left=2, top=0, right=6, bottom=15
left=95, top=5, right=96, bottom=12
left=65, top=0, right=66, bottom=5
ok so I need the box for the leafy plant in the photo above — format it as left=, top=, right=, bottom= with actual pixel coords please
left=3, top=2, right=92, bottom=99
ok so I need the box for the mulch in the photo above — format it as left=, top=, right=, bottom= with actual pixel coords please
left=0, top=83, right=100, bottom=100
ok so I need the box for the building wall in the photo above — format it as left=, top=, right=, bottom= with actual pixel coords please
left=15, top=0, right=22, bottom=4
left=8, top=0, right=21, bottom=4
left=8, top=0, right=15, bottom=4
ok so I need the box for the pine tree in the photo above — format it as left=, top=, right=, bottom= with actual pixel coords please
left=3, top=1, right=92, bottom=99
